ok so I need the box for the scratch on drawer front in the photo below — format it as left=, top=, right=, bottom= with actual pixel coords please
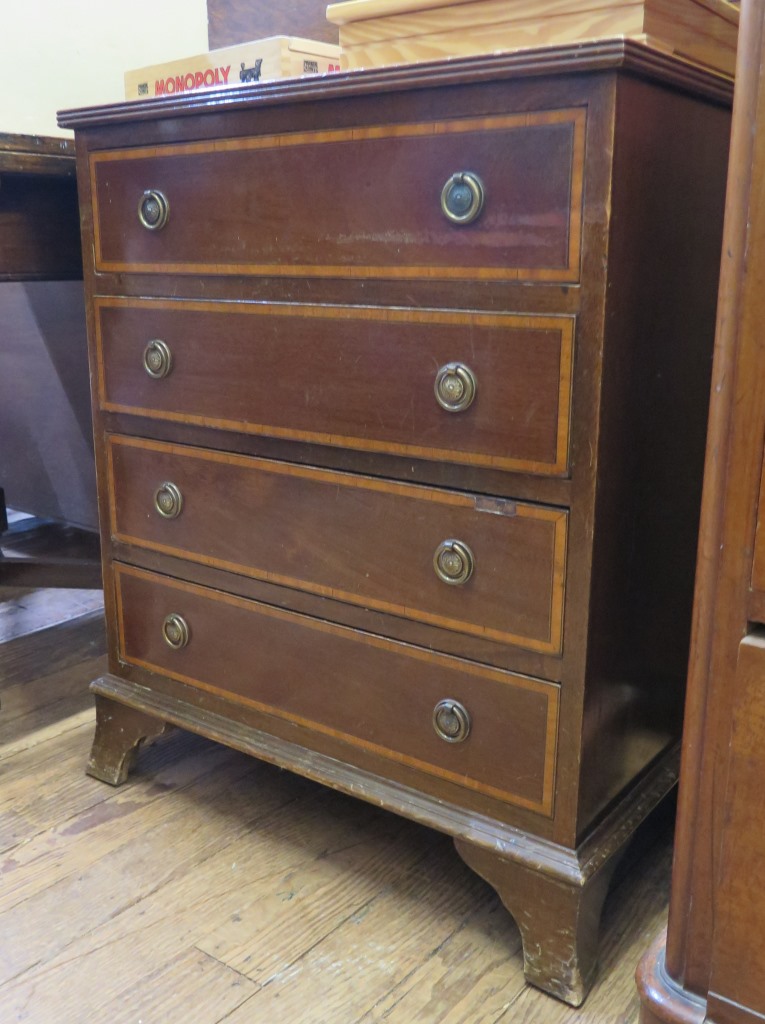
left=474, top=496, right=517, bottom=517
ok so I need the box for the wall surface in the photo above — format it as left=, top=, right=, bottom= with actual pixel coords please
left=0, top=0, right=209, bottom=137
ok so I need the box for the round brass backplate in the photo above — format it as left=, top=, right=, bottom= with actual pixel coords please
left=143, top=339, right=173, bottom=379
left=440, top=172, right=484, bottom=225
left=154, top=482, right=183, bottom=519
left=162, top=613, right=190, bottom=650
left=433, top=539, right=475, bottom=586
left=432, top=699, right=471, bottom=743
left=138, top=189, right=170, bottom=230
left=434, top=362, right=476, bottom=413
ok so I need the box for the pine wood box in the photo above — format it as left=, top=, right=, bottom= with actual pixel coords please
left=326, top=0, right=739, bottom=77
left=125, top=36, right=344, bottom=101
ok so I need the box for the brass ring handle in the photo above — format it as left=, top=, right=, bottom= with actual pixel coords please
left=434, top=362, right=476, bottom=413
left=162, top=613, right=190, bottom=650
left=441, top=172, right=484, bottom=225
left=433, top=699, right=471, bottom=743
left=154, top=482, right=183, bottom=519
left=433, top=539, right=474, bottom=586
left=138, top=189, right=170, bottom=230
left=143, top=339, right=173, bottom=379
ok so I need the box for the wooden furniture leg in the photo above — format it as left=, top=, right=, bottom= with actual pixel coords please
left=87, top=694, right=172, bottom=785
left=454, top=838, right=621, bottom=1006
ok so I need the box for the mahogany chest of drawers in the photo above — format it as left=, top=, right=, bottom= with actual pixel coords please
left=59, top=42, right=732, bottom=1005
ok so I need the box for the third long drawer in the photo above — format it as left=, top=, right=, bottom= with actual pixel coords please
left=106, top=434, right=567, bottom=655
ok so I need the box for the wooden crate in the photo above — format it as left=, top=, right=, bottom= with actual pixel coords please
left=326, top=0, right=739, bottom=76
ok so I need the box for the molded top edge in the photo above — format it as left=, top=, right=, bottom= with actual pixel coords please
left=58, top=38, right=733, bottom=131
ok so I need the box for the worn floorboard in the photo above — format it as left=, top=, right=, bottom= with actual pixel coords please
left=0, top=588, right=671, bottom=1023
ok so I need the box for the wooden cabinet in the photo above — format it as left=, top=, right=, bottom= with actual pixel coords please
left=637, top=2, right=765, bottom=1022
left=60, top=42, right=731, bottom=1006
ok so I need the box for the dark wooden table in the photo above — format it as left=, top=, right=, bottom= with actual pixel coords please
left=0, top=132, right=101, bottom=588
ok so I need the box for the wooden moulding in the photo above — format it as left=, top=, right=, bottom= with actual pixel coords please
left=56, top=41, right=735, bottom=130
left=635, top=932, right=707, bottom=1024
left=326, top=0, right=739, bottom=77
left=88, top=672, right=680, bottom=1005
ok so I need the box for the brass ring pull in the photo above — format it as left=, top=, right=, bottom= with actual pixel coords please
left=433, top=539, right=474, bottom=586
left=434, top=362, right=476, bottom=412
left=162, top=613, right=190, bottom=650
left=138, top=189, right=170, bottom=230
left=143, top=339, right=173, bottom=379
left=154, top=482, right=183, bottom=519
left=433, top=699, right=471, bottom=743
left=441, top=172, right=484, bottom=225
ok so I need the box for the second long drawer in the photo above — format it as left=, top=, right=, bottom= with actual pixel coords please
left=94, top=297, right=574, bottom=476
left=106, top=435, right=567, bottom=655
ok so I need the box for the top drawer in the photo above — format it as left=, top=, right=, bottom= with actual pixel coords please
left=89, top=109, right=585, bottom=283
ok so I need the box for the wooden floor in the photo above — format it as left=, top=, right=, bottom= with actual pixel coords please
left=0, top=586, right=672, bottom=1023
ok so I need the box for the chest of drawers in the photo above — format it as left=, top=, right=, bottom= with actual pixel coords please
left=60, top=42, right=731, bottom=1005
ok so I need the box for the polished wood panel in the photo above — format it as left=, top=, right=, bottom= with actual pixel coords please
left=95, top=298, right=574, bottom=475
left=637, top=2, right=765, bottom=1022
left=703, top=634, right=765, bottom=1020
left=114, top=563, right=560, bottom=814
left=576, top=72, right=730, bottom=834
left=90, top=110, right=585, bottom=282
left=106, top=435, right=567, bottom=654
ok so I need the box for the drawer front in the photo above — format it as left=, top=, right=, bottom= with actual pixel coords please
left=107, top=435, right=567, bottom=654
left=90, top=109, right=585, bottom=282
left=115, top=563, right=560, bottom=814
left=95, top=298, right=574, bottom=476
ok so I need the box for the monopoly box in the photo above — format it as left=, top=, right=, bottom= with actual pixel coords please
left=125, top=35, right=343, bottom=100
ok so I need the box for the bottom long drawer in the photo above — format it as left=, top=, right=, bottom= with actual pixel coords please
left=114, top=563, right=560, bottom=816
